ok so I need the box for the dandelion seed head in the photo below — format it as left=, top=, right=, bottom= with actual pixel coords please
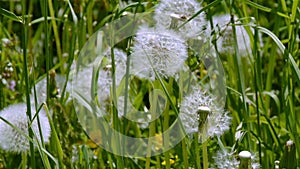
left=250, top=152, right=261, bottom=169
left=98, top=48, right=128, bottom=117
left=100, top=48, right=127, bottom=89
left=73, top=48, right=127, bottom=100
left=180, top=88, right=211, bottom=134
left=179, top=86, right=231, bottom=137
left=207, top=107, right=231, bottom=137
left=212, top=149, right=239, bottom=169
left=207, top=14, right=253, bottom=56
left=212, top=150, right=261, bottom=169
left=0, top=103, right=51, bottom=153
left=72, top=66, right=95, bottom=101
left=131, top=25, right=187, bottom=80
left=31, top=75, right=67, bottom=106
left=154, top=0, right=207, bottom=39
left=115, top=95, right=136, bottom=119
left=73, top=48, right=128, bottom=117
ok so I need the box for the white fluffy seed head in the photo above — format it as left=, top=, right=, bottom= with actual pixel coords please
left=73, top=48, right=127, bottom=100
left=207, top=105, right=231, bottom=138
left=180, top=88, right=211, bottom=134
left=0, top=103, right=51, bottom=153
left=212, top=149, right=240, bottom=169
left=131, top=25, right=187, bottom=80
left=154, top=0, right=207, bottom=39
left=179, top=86, right=231, bottom=138
left=31, top=75, right=67, bottom=106
left=206, top=14, right=254, bottom=56
left=212, top=149, right=261, bottom=169
left=72, top=48, right=128, bottom=117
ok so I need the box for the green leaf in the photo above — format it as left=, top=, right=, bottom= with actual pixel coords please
left=258, top=26, right=300, bottom=85
left=244, top=0, right=289, bottom=18
left=0, top=8, right=23, bottom=23
left=29, top=17, right=59, bottom=26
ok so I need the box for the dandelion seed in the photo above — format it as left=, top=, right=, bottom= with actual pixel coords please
left=0, top=103, right=51, bottom=153
left=179, top=86, right=231, bottom=139
left=131, top=25, right=187, bottom=80
left=154, top=0, right=207, bottom=39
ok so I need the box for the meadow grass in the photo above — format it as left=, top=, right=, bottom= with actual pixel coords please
left=0, top=0, right=299, bottom=168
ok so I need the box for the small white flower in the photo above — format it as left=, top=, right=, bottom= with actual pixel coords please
left=0, top=103, right=51, bottom=153
left=179, top=86, right=231, bottom=138
left=154, top=0, right=207, bottom=39
left=131, top=25, right=187, bottom=80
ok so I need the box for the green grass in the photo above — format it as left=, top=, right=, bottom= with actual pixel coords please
left=0, top=0, right=299, bottom=168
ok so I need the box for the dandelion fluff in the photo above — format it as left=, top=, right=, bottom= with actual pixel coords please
left=154, top=0, right=207, bottom=39
left=212, top=149, right=239, bottom=169
left=207, top=14, right=255, bottom=56
left=72, top=48, right=129, bottom=117
left=73, top=48, right=127, bottom=101
left=211, top=149, right=260, bottom=169
left=180, top=89, right=211, bottom=134
left=131, top=25, right=187, bottom=80
left=0, top=103, right=51, bottom=153
left=179, top=87, right=231, bottom=138
left=31, top=74, right=67, bottom=106
left=207, top=105, right=231, bottom=137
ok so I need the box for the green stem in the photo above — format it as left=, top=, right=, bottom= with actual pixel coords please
left=202, top=140, right=208, bottom=169
left=179, top=71, right=189, bottom=168
left=8, top=0, right=14, bottom=32
left=181, top=139, right=189, bottom=168
left=194, top=133, right=200, bottom=169
left=21, top=0, right=35, bottom=168
left=163, top=80, right=173, bottom=169
left=47, top=0, right=62, bottom=72
left=145, top=88, right=158, bottom=169
left=110, top=46, right=124, bottom=167
left=21, top=152, right=27, bottom=169
left=230, top=6, right=251, bottom=149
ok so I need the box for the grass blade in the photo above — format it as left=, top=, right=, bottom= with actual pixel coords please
left=0, top=8, right=23, bottom=23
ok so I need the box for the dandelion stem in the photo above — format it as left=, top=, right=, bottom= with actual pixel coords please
left=194, top=133, right=201, bottom=169
left=202, top=136, right=208, bottom=169
left=181, top=139, right=189, bottom=168
left=145, top=87, right=158, bottom=169
left=163, top=79, right=173, bottom=169
left=238, top=151, right=251, bottom=169
left=21, top=152, right=27, bottom=169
